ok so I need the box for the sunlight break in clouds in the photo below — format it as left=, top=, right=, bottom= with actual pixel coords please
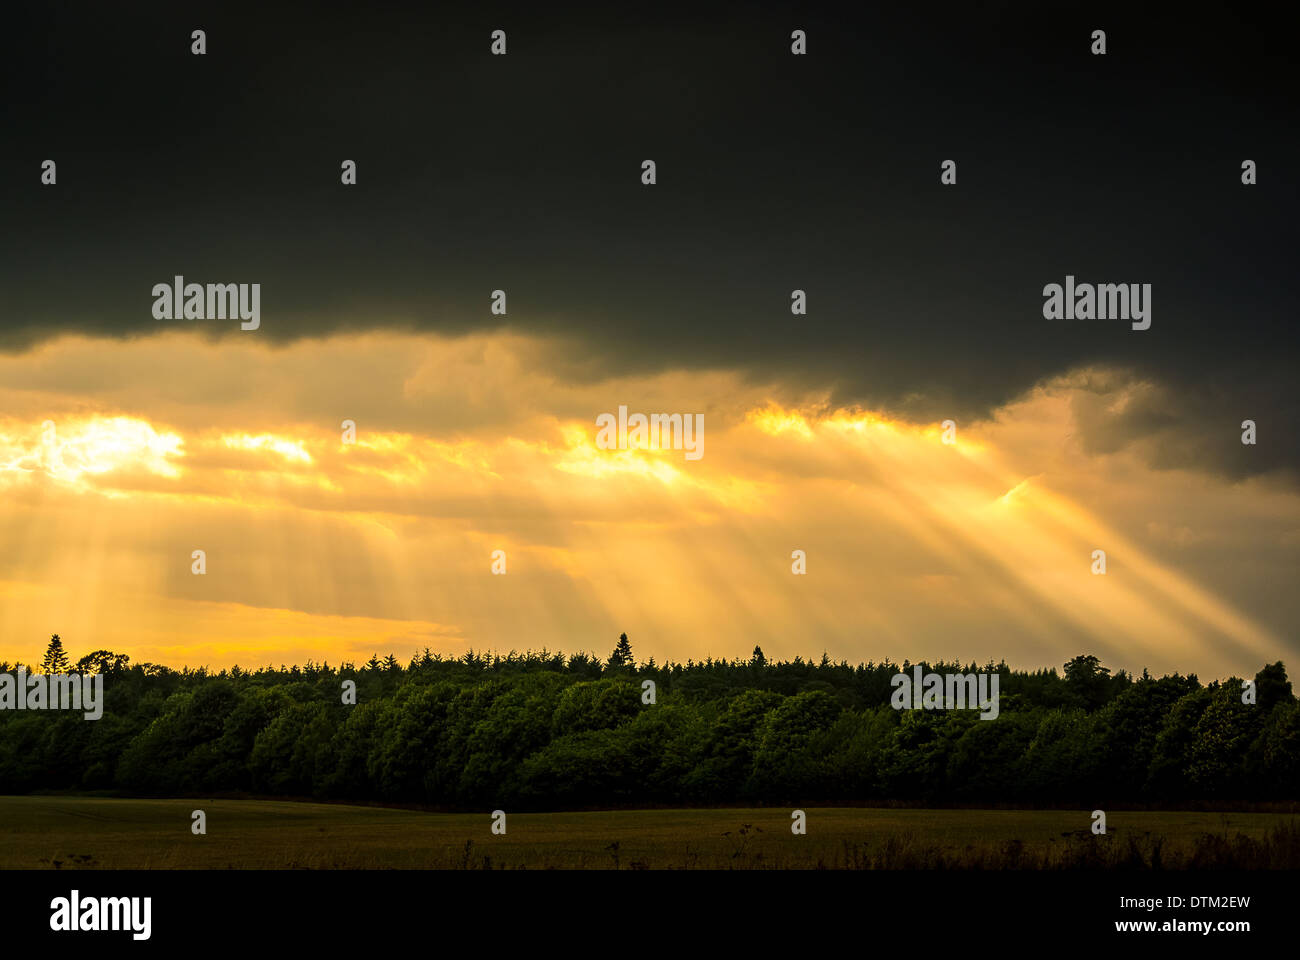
left=0, top=331, right=1295, bottom=679
left=0, top=416, right=183, bottom=487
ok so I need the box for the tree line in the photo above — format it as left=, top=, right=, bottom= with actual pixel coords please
left=1, top=635, right=1296, bottom=809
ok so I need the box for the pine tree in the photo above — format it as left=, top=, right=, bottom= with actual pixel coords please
left=40, top=634, right=70, bottom=674
left=751, top=645, right=767, bottom=668
left=609, top=632, right=634, bottom=668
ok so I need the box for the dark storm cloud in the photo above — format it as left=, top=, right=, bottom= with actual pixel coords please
left=2, top=1, right=1296, bottom=477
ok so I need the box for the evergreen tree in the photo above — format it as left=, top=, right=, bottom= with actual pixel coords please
left=751, top=645, right=767, bottom=668
left=609, top=632, right=634, bottom=668
left=40, top=634, right=70, bottom=674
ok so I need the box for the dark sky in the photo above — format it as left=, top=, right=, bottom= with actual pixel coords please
left=3, top=1, right=1296, bottom=477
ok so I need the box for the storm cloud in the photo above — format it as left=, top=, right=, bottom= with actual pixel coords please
left=2, top=1, right=1296, bottom=480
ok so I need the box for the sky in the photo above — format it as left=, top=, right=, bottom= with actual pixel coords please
left=1, top=3, right=1296, bottom=677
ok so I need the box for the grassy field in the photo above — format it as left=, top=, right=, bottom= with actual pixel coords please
left=1, top=796, right=1296, bottom=869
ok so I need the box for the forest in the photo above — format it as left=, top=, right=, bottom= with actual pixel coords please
left=1, top=635, right=1296, bottom=809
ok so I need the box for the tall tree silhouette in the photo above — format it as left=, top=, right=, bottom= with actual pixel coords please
left=40, top=634, right=70, bottom=674
left=609, top=632, right=634, bottom=668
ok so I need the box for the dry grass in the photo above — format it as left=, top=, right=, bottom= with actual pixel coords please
left=2, top=796, right=1296, bottom=870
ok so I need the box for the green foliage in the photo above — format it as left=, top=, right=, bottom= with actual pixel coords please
left=551, top=678, right=639, bottom=738
left=1246, top=699, right=1300, bottom=798
left=747, top=690, right=841, bottom=800
left=249, top=702, right=337, bottom=796
left=1184, top=683, right=1263, bottom=797
left=1062, top=654, right=1112, bottom=710
left=1254, top=661, right=1292, bottom=712
left=2, top=643, right=1295, bottom=809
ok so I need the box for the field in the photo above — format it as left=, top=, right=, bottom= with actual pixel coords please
left=1, top=796, right=1297, bottom=869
